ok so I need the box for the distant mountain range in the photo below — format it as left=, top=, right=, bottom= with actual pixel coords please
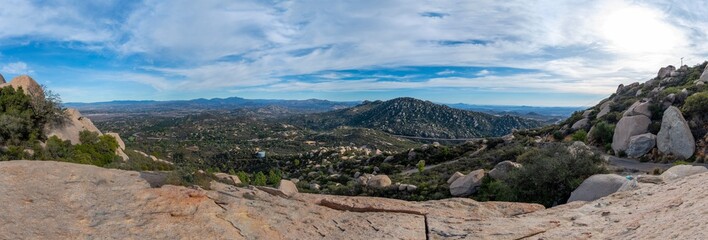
left=67, top=96, right=581, bottom=118
left=289, top=97, right=542, bottom=138
left=66, top=97, right=360, bottom=113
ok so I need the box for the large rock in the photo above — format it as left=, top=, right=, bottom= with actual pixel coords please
left=447, top=172, right=464, bottom=184
left=625, top=133, right=656, bottom=158
left=567, top=174, right=627, bottom=202
left=657, top=65, right=675, bottom=79
left=488, top=161, right=522, bottom=180
left=660, top=165, right=707, bottom=181
left=611, top=115, right=651, bottom=154
left=622, top=101, right=651, bottom=118
left=367, top=175, right=392, bottom=189
left=449, top=169, right=485, bottom=197
left=568, top=141, right=593, bottom=157
left=0, top=75, right=44, bottom=98
left=0, top=73, right=5, bottom=83
left=571, top=118, right=589, bottom=130
left=277, top=180, right=299, bottom=197
left=46, top=108, right=102, bottom=145
left=699, top=64, right=708, bottom=83
left=657, top=106, right=695, bottom=159
left=2, top=160, right=708, bottom=239
left=597, top=101, right=612, bottom=118
left=213, top=172, right=242, bottom=185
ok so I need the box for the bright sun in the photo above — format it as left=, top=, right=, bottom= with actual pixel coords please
left=600, top=5, right=681, bottom=54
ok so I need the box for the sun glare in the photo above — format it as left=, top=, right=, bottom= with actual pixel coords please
left=600, top=5, right=681, bottom=54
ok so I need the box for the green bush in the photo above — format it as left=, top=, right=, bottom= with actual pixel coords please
left=252, top=172, right=267, bottom=186
left=588, top=122, right=614, bottom=145
left=236, top=171, right=251, bottom=184
left=267, top=169, right=282, bottom=185
left=683, top=92, right=708, bottom=118
left=571, top=130, right=587, bottom=142
left=416, top=160, right=425, bottom=173
left=480, top=143, right=607, bottom=207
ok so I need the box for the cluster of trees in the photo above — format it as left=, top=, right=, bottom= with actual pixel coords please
left=475, top=143, right=607, bottom=207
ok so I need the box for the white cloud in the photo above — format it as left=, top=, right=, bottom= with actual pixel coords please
left=1, top=0, right=707, bottom=99
left=1, top=62, right=33, bottom=75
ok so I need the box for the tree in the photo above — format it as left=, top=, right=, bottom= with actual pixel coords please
left=253, top=172, right=267, bottom=186
left=267, top=169, right=282, bottom=185
left=416, top=160, right=425, bottom=173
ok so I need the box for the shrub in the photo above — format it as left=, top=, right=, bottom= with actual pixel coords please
left=683, top=92, right=708, bottom=118
left=571, top=130, right=587, bottom=142
left=267, top=169, right=282, bottom=185
left=252, top=172, right=267, bottom=186
left=489, top=144, right=607, bottom=207
left=588, top=121, right=614, bottom=145
left=236, top=171, right=251, bottom=184
left=416, top=160, right=425, bottom=173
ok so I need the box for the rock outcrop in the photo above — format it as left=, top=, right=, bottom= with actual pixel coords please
left=657, top=65, right=675, bottom=79
left=625, top=133, right=656, bottom=158
left=660, top=165, right=707, bottom=181
left=213, top=172, right=242, bottom=185
left=0, top=73, right=5, bottom=83
left=449, top=169, right=485, bottom=197
left=0, top=75, right=44, bottom=98
left=622, top=100, right=651, bottom=118
left=611, top=115, right=651, bottom=154
left=567, top=174, right=627, bottom=202
left=657, top=106, right=695, bottom=159
left=46, top=108, right=102, bottom=145
left=277, top=180, right=299, bottom=197
left=357, top=174, right=391, bottom=189
left=447, top=171, right=464, bottom=184
left=488, top=161, right=521, bottom=180
left=596, top=101, right=612, bottom=118
left=699, top=64, right=708, bottom=83
left=1, top=161, right=708, bottom=239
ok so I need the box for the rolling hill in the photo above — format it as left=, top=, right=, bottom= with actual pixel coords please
left=290, top=97, right=542, bottom=138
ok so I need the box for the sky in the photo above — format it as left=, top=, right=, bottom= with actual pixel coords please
left=0, top=0, right=707, bottom=106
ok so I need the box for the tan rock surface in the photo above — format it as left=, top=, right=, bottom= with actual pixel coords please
left=0, top=75, right=44, bottom=97
left=1, top=160, right=706, bottom=239
left=46, top=108, right=102, bottom=144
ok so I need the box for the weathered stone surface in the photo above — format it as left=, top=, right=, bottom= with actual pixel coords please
left=699, top=64, right=708, bottom=83
left=622, top=101, right=651, bottom=118
left=0, top=75, right=43, bottom=98
left=597, top=101, right=612, bottom=118
left=277, top=180, right=298, bottom=197
left=213, top=172, right=242, bottom=185
left=46, top=108, right=103, bottom=145
left=568, top=174, right=627, bottom=202
left=625, top=133, right=656, bottom=158
left=447, top=172, right=464, bottom=184
left=612, top=115, right=651, bottom=154
left=367, top=175, right=392, bottom=189
left=449, top=169, right=485, bottom=197
left=660, top=165, right=707, bottom=181
left=2, top=161, right=708, bottom=239
left=657, top=65, right=675, bottom=79
left=488, top=161, right=522, bottom=180
left=637, top=175, right=664, bottom=184
left=657, top=106, right=695, bottom=159
left=571, top=118, right=589, bottom=130
left=582, top=110, right=593, bottom=118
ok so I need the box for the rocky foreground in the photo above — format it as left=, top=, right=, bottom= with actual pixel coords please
left=0, top=161, right=706, bottom=239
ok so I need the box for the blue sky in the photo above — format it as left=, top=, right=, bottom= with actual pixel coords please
left=1, top=0, right=707, bottom=106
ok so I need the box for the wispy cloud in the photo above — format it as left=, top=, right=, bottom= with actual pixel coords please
left=0, top=0, right=706, bottom=105
left=1, top=62, right=33, bottom=75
